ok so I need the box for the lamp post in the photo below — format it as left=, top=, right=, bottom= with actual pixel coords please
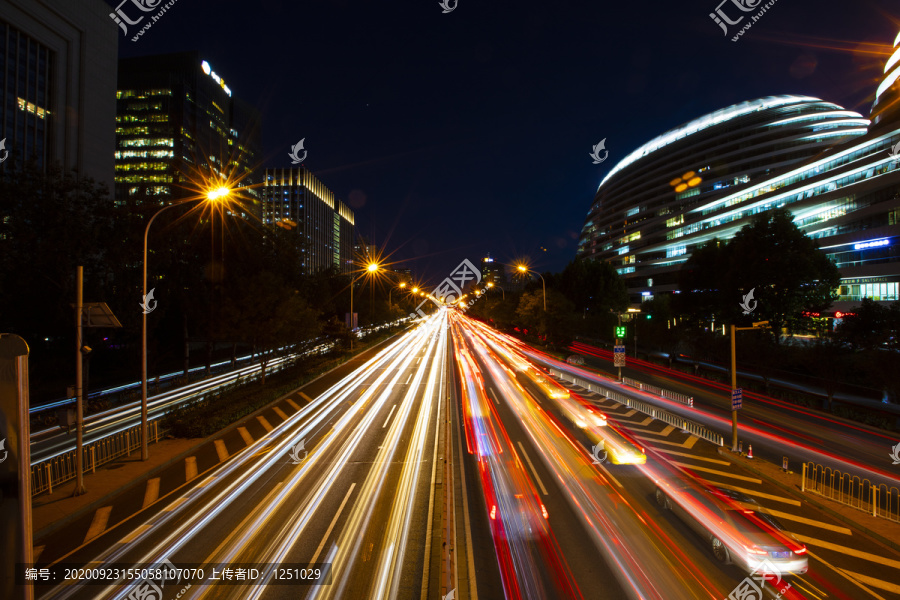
left=389, top=281, right=407, bottom=306
left=350, top=262, right=380, bottom=351
left=516, top=265, right=545, bottom=311
left=729, top=320, right=770, bottom=452
left=141, top=188, right=228, bottom=460
left=486, top=282, right=504, bottom=299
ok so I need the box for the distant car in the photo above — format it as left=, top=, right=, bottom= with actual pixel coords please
left=566, top=355, right=585, bottom=365
left=655, top=479, right=808, bottom=575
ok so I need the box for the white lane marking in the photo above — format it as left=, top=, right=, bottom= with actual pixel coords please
left=517, top=441, right=548, bottom=496
left=383, top=404, right=397, bottom=428
left=311, top=483, right=357, bottom=565
left=488, top=389, right=499, bottom=405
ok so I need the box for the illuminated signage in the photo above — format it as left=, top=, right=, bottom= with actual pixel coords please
left=201, top=60, right=232, bottom=97
left=853, top=238, right=890, bottom=250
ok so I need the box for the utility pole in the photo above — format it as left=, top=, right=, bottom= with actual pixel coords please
left=74, top=266, right=85, bottom=495
left=730, top=320, right=769, bottom=452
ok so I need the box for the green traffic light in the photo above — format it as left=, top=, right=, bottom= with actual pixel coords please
left=615, top=326, right=626, bottom=338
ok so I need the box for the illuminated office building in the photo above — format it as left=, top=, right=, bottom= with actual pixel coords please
left=0, top=0, right=116, bottom=190
left=577, top=30, right=900, bottom=311
left=481, top=253, right=506, bottom=286
left=262, top=167, right=355, bottom=275
left=115, top=51, right=261, bottom=216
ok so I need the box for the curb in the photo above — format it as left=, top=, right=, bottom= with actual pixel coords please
left=715, top=447, right=900, bottom=555
left=34, top=331, right=403, bottom=542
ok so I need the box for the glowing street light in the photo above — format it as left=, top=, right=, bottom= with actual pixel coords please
left=516, top=264, right=546, bottom=311
left=141, top=186, right=230, bottom=460
left=349, top=262, right=381, bottom=350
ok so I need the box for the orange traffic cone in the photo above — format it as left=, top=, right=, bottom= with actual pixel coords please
left=747, top=444, right=754, bottom=459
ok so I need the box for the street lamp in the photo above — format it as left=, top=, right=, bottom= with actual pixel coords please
left=350, top=261, right=381, bottom=350
left=486, top=281, right=505, bottom=299
left=142, top=188, right=229, bottom=460
left=389, top=281, right=407, bottom=306
left=730, top=320, right=770, bottom=452
left=516, top=264, right=545, bottom=311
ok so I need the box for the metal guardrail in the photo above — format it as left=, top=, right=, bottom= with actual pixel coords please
left=622, top=376, right=694, bottom=407
left=802, top=462, right=900, bottom=522
left=551, top=369, right=724, bottom=447
left=31, top=421, right=162, bottom=497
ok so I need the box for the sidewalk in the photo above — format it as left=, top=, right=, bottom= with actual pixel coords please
left=716, top=448, right=900, bottom=554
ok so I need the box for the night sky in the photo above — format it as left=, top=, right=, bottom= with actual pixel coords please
left=110, top=0, right=899, bottom=285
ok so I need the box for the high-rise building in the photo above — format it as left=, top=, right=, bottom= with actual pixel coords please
left=0, top=0, right=117, bottom=190
left=577, top=29, right=900, bottom=310
left=481, top=253, right=506, bottom=286
left=262, top=167, right=355, bottom=274
left=115, top=51, right=261, bottom=216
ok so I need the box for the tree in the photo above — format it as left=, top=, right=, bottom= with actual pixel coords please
left=558, top=258, right=629, bottom=316
left=835, top=299, right=900, bottom=351
left=678, top=209, right=840, bottom=342
left=515, top=289, right=575, bottom=345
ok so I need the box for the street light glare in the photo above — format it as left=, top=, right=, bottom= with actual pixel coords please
left=367, top=263, right=380, bottom=273
left=206, top=186, right=231, bottom=201
left=517, top=265, right=528, bottom=272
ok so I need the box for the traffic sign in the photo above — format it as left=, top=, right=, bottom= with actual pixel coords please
left=615, top=326, right=626, bottom=338
left=614, top=345, right=626, bottom=367
left=731, top=388, right=742, bottom=410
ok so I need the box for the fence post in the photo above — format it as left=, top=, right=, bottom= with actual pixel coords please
left=91, top=446, right=96, bottom=473
left=873, top=487, right=878, bottom=517
left=47, top=463, right=52, bottom=495
left=801, top=463, right=806, bottom=493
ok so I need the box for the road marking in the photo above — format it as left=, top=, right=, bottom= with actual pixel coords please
left=185, top=456, right=198, bottom=481
left=517, top=442, right=548, bottom=496
left=632, top=416, right=654, bottom=427
left=622, top=409, right=637, bottom=417
left=700, top=482, right=801, bottom=506
left=33, top=546, right=44, bottom=562
left=311, top=483, right=357, bottom=565
left=300, top=392, right=313, bottom=404
left=83, top=506, right=112, bottom=544
left=273, top=406, right=289, bottom=421
left=683, top=434, right=699, bottom=449
left=656, top=449, right=730, bottom=465
left=238, top=427, right=254, bottom=446
left=634, top=435, right=691, bottom=449
left=658, top=425, right=675, bottom=437
left=384, top=404, right=397, bottom=428
left=796, top=535, right=900, bottom=569
left=488, top=389, right=499, bottom=405
left=809, top=549, right=889, bottom=600
left=257, top=416, right=273, bottom=432
left=287, top=398, right=301, bottom=411
left=669, top=461, right=761, bottom=483
left=405, top=374, right=412, bottom=384
left=214, top=439, right=228, bottom=462
left=119, top=523, right=151, bottom=545
left=837, top=568, right=900, bottom=595
left=761, top=509, right=851, bottom=534
left=163, top=497, right=188, bottom=512
left=142, top=478, right=160, bottom=508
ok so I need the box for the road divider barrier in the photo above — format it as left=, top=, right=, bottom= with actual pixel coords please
left=802, top=461, right=900, bottom=523
left=550, top=369, right=723, bottom=447
left=622, top=376, right=694, bottom=407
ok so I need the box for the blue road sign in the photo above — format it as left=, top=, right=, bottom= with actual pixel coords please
left=731, top=388, right=742, bottom=410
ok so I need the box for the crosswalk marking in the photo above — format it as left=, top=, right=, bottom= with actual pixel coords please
left=656, top=449, right=730, bottom=465
left=142, top=477, right=160, bottom=508
left=257, top=416, right=273, bottom=432
left=795, top=534, right=900, bottom=569
left=185, top=456, right=197, bottom=481
left=273, top=406, right=289, bottom=421
left=214, top=439, right=229, bottom=462
left=238, top=426, right=254, bottom=446
left=119, top=523, right=151, bottom=545
left=669, top=461, right=762, bottom=483
left=287, top=398, right=301, bottom=411
left=83, top=506, right=111, bottom=544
